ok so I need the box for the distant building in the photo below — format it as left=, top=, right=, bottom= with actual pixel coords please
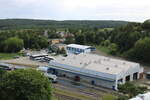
left=49, top=39, right=65, bottom=45
left=51, top=43, right=67, bottom=51
left=56, top=31, right=74, bottom=38
left=129, top=92, right=150, bottom=100
left=48, top=53, right=143, bottom=90
left=66, top=44, right=95, bottom=54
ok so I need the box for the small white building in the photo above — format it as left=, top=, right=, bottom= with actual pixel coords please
left=48, top=54, right=143, bottom=90
left=129, top=92, right=150, bottom=100
left=66, top=44, right=95, bottom=54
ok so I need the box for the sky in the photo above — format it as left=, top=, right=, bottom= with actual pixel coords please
left=0, top=0, right=150, bottom=22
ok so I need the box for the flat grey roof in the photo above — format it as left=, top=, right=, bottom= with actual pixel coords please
left=52, top=53, right=140, bottom=75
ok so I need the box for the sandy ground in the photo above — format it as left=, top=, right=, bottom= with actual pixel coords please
left=1, top=57, right=48, bottom=67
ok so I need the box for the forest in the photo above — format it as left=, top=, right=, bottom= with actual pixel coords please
left=0, top=19, right=150, bottom=63
left=0, top=19, right=128, bottom=30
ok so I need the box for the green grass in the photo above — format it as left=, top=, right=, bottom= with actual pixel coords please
left=52, top=96, right=58, bottom=100
left=0, top=53, right=23, bottom=60
left=102, top=94, right=117, bottom=100
left=99, top=28, right=114, bottom=32
left=96, top=45, right=110, bottom=54
left=54, top=88, right=96, bottom=100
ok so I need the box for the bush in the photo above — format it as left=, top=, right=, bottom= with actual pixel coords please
left=0, top=69, right=52, bottom=100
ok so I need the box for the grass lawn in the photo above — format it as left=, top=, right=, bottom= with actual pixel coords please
left=95, top=45, right=110, bottom=55
left=102, top=94, right=117, bottom=100
left=99, top=28, right=114, bottom=32
left=0, top=53, right=23, bottom=60
left=52, top=96, right=58, bottom=100
left=54, top=88, right=96, bottom=100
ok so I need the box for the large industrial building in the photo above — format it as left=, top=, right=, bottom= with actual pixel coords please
left=48, top=53, right=143, bottom=90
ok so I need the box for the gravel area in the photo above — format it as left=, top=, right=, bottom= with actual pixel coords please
left=1, top=57, right=48, bottom=67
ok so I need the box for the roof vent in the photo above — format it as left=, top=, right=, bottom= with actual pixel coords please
left=88, top=61, right=91, bottom=64
left=107, top=58, right=110, bottom=61
left=106, top=67, right=110, bottom=70
left=98, top=60, right=101, bottom=64
left=123, top=62, right=126, bottom=65
left=115, top=65, right=118, bottom=67
left=94, top=61, right=97, bottom=64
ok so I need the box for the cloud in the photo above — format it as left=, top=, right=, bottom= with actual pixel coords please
left=0, top=0, right=150, bottom=22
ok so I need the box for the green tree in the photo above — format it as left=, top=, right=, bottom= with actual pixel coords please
left=3, top=37, right=24, bottom=53
left=109, top=43, right=118, bottom=55
left=64, top=36, right=75, bottom=44
left=102, top=40, right=111, bottom=47
left=75, top=34, right=85, bottom=45
left=125, top=37, right=150, bottom=62
left=118, top=82, right=147, bottom=98
left=38, top=36, right=48, bottom=48
left=142, top=20, right=150, bottom=30
left=0, top=69, right=52, bottom=100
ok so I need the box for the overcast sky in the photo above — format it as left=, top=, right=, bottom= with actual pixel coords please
left=0, top=0, right=150, bottom=22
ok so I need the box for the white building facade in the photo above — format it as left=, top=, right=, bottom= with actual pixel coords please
left=66, top=44, right=95, bottom=54
left=48, top=54, right=143, bottom=90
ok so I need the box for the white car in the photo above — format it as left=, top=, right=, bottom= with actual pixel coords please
left=44, top=73, right=57, bottom=83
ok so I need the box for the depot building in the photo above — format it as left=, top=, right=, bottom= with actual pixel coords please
left=48, top=53, right=144, bottom=90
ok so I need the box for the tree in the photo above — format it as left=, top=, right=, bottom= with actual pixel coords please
left=109, top=43, right=118, bottom=55
left=142, top=20, right=150, bottom=30
left=0, top=69, right=52, bottom=100
left=64, top=36, right=75, bottom=44
left=75, top=34, right=85, bottom=45
left=118, top=82, right=147, bottom=98
left=101, top=40, right=111, bottom=47
left=3, top=37, right=24, bottom=53
left=125, top=37, right=150, bottom=62
left=38, top=36, right=48, bottom=49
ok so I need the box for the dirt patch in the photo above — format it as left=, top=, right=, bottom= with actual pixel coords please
left=1, top=57, right=48, bottom=67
